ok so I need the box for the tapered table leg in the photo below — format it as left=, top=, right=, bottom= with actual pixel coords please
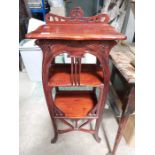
left=111, top=86, right=135, bottom=155
left=111, top=115, right=129, bottom=155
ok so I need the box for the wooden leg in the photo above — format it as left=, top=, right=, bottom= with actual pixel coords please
left=94, top=122, right=102, bottom=143
left=44, top=89, right=59, bottom=143
left=94, top=86, right=108, bottom=143
left=94, top=133, right=101, bottom=143
left=110, top=86, right=135, bottom=154
left=48, top=87, right=58, bottom=143
left=42, top=80, right=58, bottom=143
left=111, top=115, right=129, bottom=155
left=41, top=50, right=60, bottom=143
left=19, top=53, right=23, bottom=71
left=110, top=65, right=116, bottom=84
left=51, top=135, right=58, bottom=143
left=51, top=118, right=58, bottom=143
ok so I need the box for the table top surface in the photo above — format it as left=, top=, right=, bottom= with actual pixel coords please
left=26, top=23, right=126, bottom=40
left=110, top=43, right=135, bottom=84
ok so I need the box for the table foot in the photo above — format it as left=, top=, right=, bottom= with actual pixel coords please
left=94, top=134, right=101, bottom=143
left=51, top=135, right=58, bottom=143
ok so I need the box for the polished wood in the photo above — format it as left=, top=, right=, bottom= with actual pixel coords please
left=48, top=64, right=104, bottom=87
left=54, top=91, right=96, bottom=118
left=26, top=7, right=126, bottom=148
left=26, top=23, right=126, bottom=40
left=26, top=7, right=126, bottom=41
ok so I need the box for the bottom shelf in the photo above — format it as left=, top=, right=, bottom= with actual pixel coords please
left=54, top=91, right=97, bottom=118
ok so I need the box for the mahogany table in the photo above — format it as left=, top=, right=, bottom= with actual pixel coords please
left=26, top=7, right=126, bottom=155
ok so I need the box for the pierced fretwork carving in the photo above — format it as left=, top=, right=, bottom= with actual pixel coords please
left=70, top=7, right=84, bottom=18
left=46, top=7, right=110, bottom=24
left=57, top=118, right=96, bottom=134
left=70, top=56, right=82, bottom=86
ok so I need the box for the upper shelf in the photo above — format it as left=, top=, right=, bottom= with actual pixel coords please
left=26, top=7, right=126, bottom=41
left=48, top=64, right=104, bottom=87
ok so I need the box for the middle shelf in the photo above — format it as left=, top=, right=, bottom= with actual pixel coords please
left=48, top=64, right=104, bottom=87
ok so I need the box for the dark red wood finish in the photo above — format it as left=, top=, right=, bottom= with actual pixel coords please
left=26, top=7, right=126, bottom=153
left=26, top=7, right=126, bottom=41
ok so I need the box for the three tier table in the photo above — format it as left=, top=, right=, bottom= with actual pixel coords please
left=26, top=7, right=126, bottom=155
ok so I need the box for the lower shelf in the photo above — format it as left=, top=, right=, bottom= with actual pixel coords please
left=54, top=91, right=97, bottom=118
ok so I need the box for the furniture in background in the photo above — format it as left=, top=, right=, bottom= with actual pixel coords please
left=19, top=0, right=31, bottom=41
left=28, top=0, right=49, bottom=21
left=26, top=7, right=126, bottom=154
left=19, top=0, right=31, bottom=71
left=109, top=43, right=135, bottom=154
